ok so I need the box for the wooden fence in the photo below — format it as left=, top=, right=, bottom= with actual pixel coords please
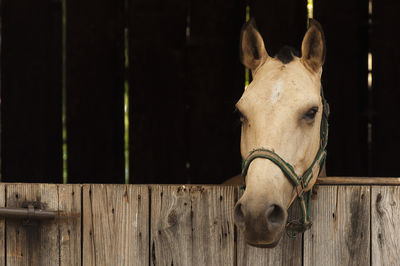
left=0, top=181, right=399, bottom=265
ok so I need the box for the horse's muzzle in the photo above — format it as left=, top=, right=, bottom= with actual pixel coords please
left=234, top=200, right=287, bottom=247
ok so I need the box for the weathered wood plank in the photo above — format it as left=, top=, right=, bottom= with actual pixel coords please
left=371, top=186, right=400, bottom=265
left=236, top=189, right=302, bottom=266
left=1, top=0, right=62, bottom=182
left=66, top=0, right=125, bottom=183
left=129, top=0, right=188, bottom=184
left=372, top=0, right=400, bottom=176
left=315, top=0, right=369, bottom=176
left=0, top=184, right=4, bottom=266
left=151, top=185, right=235, bottom=265
left=58, top=184, right=81, bottom=266
left=304, top=186, right=370, bottom=266
left=317, top=177, right=400, bottom=186
left=185, top=0, right=244, bottom=183
left=6, top=184, right=59, bottom=266
left=82, top=184, right=149, bottom=266
left=191, top=186, right=235, bottom=265
left=151, top=185, right=191, bottom=265
left=3, top=183, right=400, bottom=266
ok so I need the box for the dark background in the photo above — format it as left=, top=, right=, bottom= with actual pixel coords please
left=0, top=0, right=399, bottom=184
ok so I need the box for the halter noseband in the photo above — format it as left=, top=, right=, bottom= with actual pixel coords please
left=241, top=87, right=329, bottom=233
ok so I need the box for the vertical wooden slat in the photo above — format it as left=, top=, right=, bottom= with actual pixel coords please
left=185, top=0, right=244, bottom=183
left=128, top=0, right=188, bottom=184
left=314, top=0, right=369, bottom=176
left=66, top=0, right=125, bottom=183
left=82, top=184, right=149, bottom=265
left=6, top=184, right=59, bottom=265
left=151, top=185, right=191, bottom=265
left=58, top=184, right=81, bottom=266
left=371, top=0, right=400, bottom=176
left=1, top=0, right=62, bottom=182
left=304, top=186, right=370, bottom=266
left=151, top=185, right=235, bottom=265
left=371, top=186, right=400, bottom=265
left=236, top=189, right=302, bottom=266
left=0, top=184, right=4, bottom=265
left=191, top=186, right=235, bottom=265
left=3, top=184, right=81, bottom=266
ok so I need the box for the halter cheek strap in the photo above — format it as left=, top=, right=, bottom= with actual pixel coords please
left=241, top=87, right=329, bottom=233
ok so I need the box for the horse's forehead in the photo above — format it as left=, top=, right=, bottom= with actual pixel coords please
left=258, top=59, right=316, bottom=91
left=242, top=59, right=319, bottom=105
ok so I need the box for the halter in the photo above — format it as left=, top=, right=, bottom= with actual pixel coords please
left=241, top=87, right=329, bottom=233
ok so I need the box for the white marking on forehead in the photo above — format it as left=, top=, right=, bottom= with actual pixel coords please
left=270, top=79, right=283, bottom=103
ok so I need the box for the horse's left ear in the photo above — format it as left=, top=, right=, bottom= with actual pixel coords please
left=301, top=19, right=326, bottom=73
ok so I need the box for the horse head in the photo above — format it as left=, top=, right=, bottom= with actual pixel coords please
left=234, top=19, right=327, bottom=247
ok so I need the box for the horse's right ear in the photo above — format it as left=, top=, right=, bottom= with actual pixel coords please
left=240, top=19, right=269, bottom=72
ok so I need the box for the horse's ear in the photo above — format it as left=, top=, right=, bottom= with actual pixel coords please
left=301, top=19, right=326, bottom=73
left=240, top=18, right=268, bottom=71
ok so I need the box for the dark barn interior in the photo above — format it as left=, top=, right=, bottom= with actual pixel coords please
left=0, top=0, right=399, bottom=184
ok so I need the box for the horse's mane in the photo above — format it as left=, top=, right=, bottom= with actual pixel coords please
left=275, top=46, right=299, bottom=64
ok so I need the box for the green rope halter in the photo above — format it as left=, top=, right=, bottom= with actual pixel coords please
left=241, top=86, right=329, bottom=233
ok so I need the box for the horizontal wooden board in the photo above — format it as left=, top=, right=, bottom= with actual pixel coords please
left=317, top=177, right=400, bottom=185
left=0, top=183, right=398, bottom=265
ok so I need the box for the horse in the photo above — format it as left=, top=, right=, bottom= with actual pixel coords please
left=231, top=19, right=328, bottom=247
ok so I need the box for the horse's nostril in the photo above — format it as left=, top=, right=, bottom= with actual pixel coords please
left=266, top=204, right=285, bottom=228
left=234, top=203, right=245, bottom=228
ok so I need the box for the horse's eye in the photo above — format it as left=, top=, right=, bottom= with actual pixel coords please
left=304, top=107, right=318, bottom=120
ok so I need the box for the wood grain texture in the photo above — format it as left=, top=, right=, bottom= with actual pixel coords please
left=6, top=184, right=59, bottom=266
left=0, top=184, right=4, bottom=266
left=58, top=184, right=81, bottom=266
left=83, top=184, right=149, bottom=266
left=151, top=185, right=235, bottom=266
left=236, top=188, right=302, bottom=266
left=304, top=186, right=370, bottom=266
left=3, top=183, right=400, bottom=265
left=317, top=177, right=400, bottom=185
left=371, top=186, right=400, bottom=266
